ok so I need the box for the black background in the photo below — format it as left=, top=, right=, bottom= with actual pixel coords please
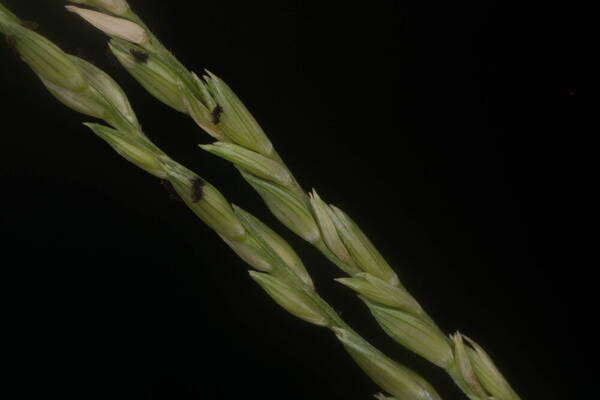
left=0, top=1, right=589, bottom=399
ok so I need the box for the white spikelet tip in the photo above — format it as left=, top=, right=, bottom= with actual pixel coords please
left=66, top=6, right=148, bottom=45
left=69, top=0, right=130, bottom=16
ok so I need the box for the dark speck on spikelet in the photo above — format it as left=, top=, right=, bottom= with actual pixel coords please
left=191, top=178, right=205, bottom=203
left=211, top=104, right=223, bottom=125
left=130, top=49, right=149, bottom=63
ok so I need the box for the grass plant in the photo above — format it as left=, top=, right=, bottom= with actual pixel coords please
left=63, top=2, right=521, bottom=399
left=0, top=3, right=443, bottom=399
